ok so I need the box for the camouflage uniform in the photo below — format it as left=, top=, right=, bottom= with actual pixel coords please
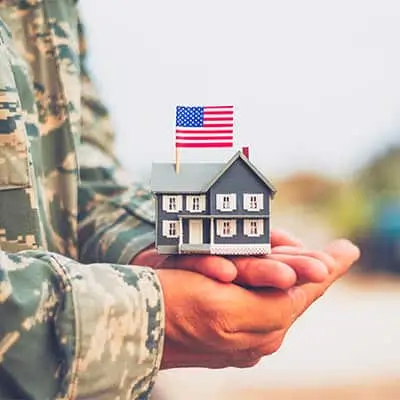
left=0, top=1, right=164, bottom=399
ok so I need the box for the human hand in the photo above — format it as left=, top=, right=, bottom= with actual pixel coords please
left=131, top=229, right=332, bottom=289
left=156, top=239, right=360, bottom=370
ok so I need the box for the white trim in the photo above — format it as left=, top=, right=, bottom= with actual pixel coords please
left=211, top=244, right=270, bottom=255
left=210, top=217, right=215, bottom=245
left=186, top=195, right=206, bottom=213
left=244, top=219, right=264, bottom=237
left=162, top=195, right=182, bottom=213
left=243, top=193, right=264, bottom=211
left=162, top=220, right=180, bottom=238
left=216, top=194, right=236, bottom=211
left=216, top=219, right=236, bottom=237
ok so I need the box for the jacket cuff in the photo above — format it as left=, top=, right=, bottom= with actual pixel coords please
left=51, top=255, right=165, bottom=400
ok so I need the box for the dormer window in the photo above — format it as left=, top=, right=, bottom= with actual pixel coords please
left=243, top=194, right=264, bottom=211
left=216, top=194, right=236, bottom=212
left=162, top=195, right=182, bottom=213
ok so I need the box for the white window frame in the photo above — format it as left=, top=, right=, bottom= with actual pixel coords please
left=216, top=220, right=237, bottom=237
left=162, top=195, right=182, bottom=213
left=243, top=193, right=264, bottom=211
left=216, top=194, right=236, bottom=212
left=244, top=219, right=264, bottom=237
left=186, top=195, right=206, bottom=213
left=162, top=220, right=180, bottom=238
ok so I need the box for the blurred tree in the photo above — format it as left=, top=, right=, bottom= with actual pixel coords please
left=324, top=184, right=373, bottom=237
left=275, top=172, right=339, bottom=208
left=357, top=145, right=400, bottom=199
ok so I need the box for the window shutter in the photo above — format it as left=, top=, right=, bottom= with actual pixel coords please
left=176, top=196, right=183, bottom=211
left=200, top=195, right=206, bottom=211
left=231, top=194, right=236, bottom=210
left=216, top=220, right=223, bottom=236
left=216, top=195, right=223, bottom=210
left=162, top=196, right=168, bottom=211
left=257, top=194, right=264, bottom=210
left=231, top=220, right=237, bottom=235
left=162, top=221, right=169, bottom=237
left=243, top=194, right=250, bottom=210
left=258, top=220, right=264, bottom=235
left=243, top=219, right=250, bottom=236
left=185, top=196, right=190, bottom=211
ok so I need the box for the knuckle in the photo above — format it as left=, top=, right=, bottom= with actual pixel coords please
left=208, top=312, right=236, bottom=339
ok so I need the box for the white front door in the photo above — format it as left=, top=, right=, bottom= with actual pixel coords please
left=189, top=220, right=203, bottom=244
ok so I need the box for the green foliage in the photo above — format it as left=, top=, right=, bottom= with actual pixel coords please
left=324, top=185, right=374, bottom=237
left=357, top=145, right=400, bottom=199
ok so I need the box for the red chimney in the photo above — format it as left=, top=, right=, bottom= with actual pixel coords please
left=242, top=146, right=249, bottom=159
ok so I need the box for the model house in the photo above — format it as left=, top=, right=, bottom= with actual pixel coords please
left=150, top=150, right=277, bottom=255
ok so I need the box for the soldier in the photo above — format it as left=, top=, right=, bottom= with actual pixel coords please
left=0, top=2, right=360, bottom=399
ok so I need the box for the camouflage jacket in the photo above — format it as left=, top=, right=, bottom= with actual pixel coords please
left=0, top=1, right=164, bottom=399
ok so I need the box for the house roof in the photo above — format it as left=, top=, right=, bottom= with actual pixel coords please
left=151, top=150, right=277, bottom=195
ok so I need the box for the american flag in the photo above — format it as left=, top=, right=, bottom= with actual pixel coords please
left=175, top=105, right=234, bottom=148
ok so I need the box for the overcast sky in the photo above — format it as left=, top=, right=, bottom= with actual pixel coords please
left=80, top=0, right=400, bottom=180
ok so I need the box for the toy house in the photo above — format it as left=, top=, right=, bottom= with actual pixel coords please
left=150, top=150, right=276, bottom=255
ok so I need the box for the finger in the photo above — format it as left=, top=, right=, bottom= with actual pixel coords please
left=289, top=239, right=360, bottom=320
left=232, top=257, right=297, bottom=289
left=271, top=246, right=336, bottom=273
left=270, top=228, right=304, bottom=248
left=161, top=255, right=238, bottom=282
left=267, top=254, right=329, bottom=283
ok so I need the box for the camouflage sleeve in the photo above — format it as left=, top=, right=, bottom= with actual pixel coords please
left=0, top=250, right=164, bottom=400
left=77, top=20, right=155, bottom=265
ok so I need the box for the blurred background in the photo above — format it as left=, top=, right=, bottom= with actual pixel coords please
left=80, top=0, right=400, bottom=398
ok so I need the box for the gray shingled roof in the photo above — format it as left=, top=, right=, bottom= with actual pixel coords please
left=151, top=162, right=223, bottom=193
left=151, top=151, right=277, bottom=194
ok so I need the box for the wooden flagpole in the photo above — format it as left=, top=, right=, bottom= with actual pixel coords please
left=175, top=146, right=180, bottom=174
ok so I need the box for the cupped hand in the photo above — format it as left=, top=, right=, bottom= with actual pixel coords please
left=156, top=239, right=360, bottom=370
left=131, top=229, right=332, bottom=289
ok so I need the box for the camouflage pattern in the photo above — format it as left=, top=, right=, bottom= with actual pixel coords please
left=0, top=1, right=164, bottom=399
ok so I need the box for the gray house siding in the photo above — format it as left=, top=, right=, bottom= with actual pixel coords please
left=208, top=158, right=272, bottom=216
left=155, top=193, right=178, bottom=246
left=155, top=193, right=210, bottom=247
left=213, top=218, right=269, bottom=245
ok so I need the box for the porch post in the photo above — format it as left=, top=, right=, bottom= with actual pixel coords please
left=210, top=217, right=214, bottom=246
left=178, top=217, right=183, bottom=253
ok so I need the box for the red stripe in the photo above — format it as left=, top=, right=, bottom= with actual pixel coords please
left=203, top=117, right=233, bottom=122
left=176, top=142, right=233, bottom=148
left=176, top=129, right=233, bottom=134
left=204, top=105, right=233, bottom=109
left=204, top=106, right=233, bottom=110
left=204, top=110, right=234, bottom=115
left=203, top=123, right=233, bottom=128
left=176, top=135, right=233, bottom=141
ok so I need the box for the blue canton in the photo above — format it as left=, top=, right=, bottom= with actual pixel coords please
left=176, top=106, right=204, bottom=127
